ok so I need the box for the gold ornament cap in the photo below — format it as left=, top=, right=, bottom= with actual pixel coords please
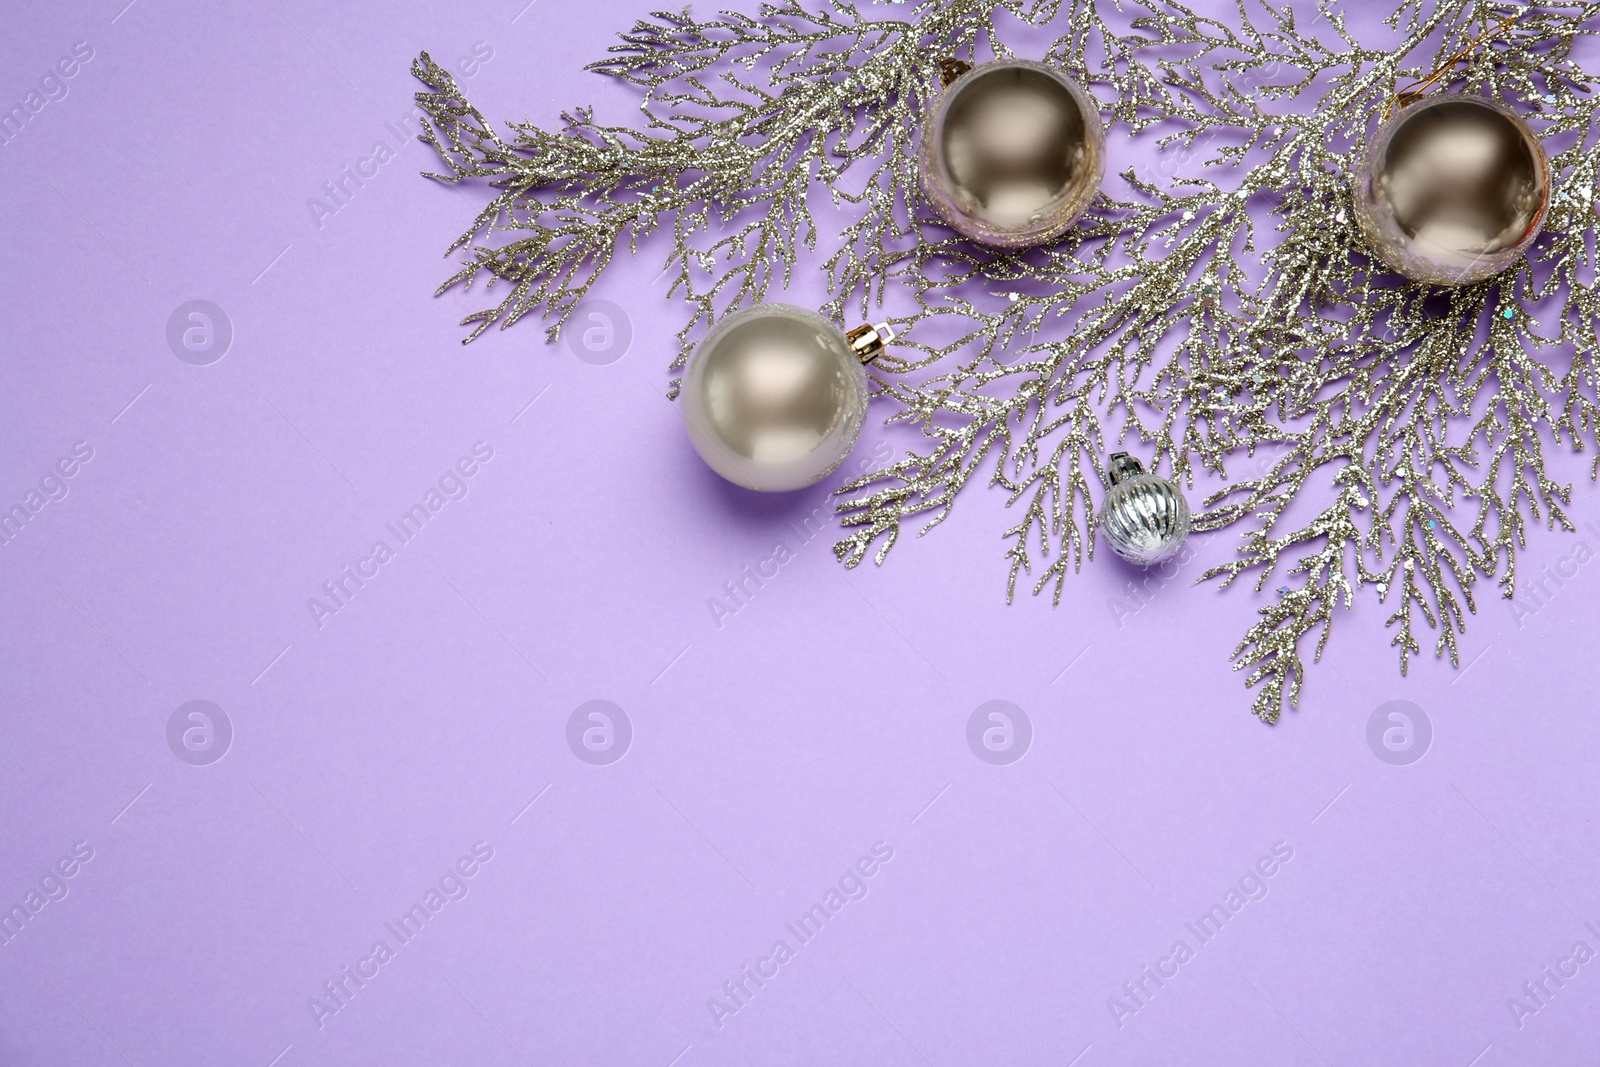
left=938, top=58, right=972, bottom=86
left=845, top=322, right=896, bottom=364
left=1382, top=8, right=1522, bottom=118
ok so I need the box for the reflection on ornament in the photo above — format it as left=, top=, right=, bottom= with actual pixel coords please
left=1098, top=452, right=1191, bottom=566
left=918, top=59, right=1105, bottom=249
left=681, top=305, right=892, bottom=492
left=1354, top=94, right=1549, bottom=286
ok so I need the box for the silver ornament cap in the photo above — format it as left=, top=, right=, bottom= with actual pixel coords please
left=681, top=304, right=889, bottom=492
left=918, top=59, right=1105, bottom=249
left=1098, top=453, right=1191, bottom=567
left=1353, top=93, right=1550, bottom=286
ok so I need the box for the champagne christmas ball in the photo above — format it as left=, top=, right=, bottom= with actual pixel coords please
left=1098, top=453, right=1191, bottom=567
left=1353, top=93, right=1549, bottom=286
left=681, top=305, right=891, bottom=492
left=918, top=59, right=1105, bottom=249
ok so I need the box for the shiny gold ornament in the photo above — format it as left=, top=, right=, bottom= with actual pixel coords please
left=917, top=59, right=1105, bottom=249
left=1354, top=93, right=1549, bottom=285
left=682, top=306, right=892, bottom=492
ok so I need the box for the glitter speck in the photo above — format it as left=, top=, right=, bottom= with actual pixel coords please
left=1181, top=210, right=1195, bottom=221
left=1007, top=292, right=1020, bottom=303
left=1502, top=308, right=1516, bottom=320
left=1277, top=586, right=1290, bottom=598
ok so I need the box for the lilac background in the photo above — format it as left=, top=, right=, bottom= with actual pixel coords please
left=2, top=0, right=1598, bottom=1064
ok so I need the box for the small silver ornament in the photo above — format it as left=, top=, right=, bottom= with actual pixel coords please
left=681, top=304, right=892, bottom=492
left=1353, top=93, right=1549, bottom=286
left=1098, top=453, right=1191, bottom=566
left=918, top=58, right=1105, bottom=249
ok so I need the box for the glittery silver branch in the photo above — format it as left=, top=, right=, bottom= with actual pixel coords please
left=414, top=0, right=1071, bottom=375
left=832, top=0, right=1287, bottom=600
left=413, top=0, right=1600, bottom=722
left=835, top=0, right=1600, bottom=721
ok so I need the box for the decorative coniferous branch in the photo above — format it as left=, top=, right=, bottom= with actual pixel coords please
left=1183, top=0, right=1600, bottom=719
left=412, top=0, right=1600, bottom=722
left=417, top=0, right=1039, bottom=375
left=835, top=0, right=1600, bottom=721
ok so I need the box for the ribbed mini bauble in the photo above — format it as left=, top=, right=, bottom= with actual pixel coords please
left=1098, top=453, right=1191, bottom=566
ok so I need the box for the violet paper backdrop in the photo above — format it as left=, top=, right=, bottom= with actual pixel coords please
left=1, top=0, right=1597, bottom=1064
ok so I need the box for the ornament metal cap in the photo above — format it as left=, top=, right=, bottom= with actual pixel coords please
left=1381, top=8, right=1523, bottom=119
left=1106, top=451, right=1145, bottom=486
left=846, top=322, right=895, bottom=364
left=938, top=58, right=972, bottom=87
